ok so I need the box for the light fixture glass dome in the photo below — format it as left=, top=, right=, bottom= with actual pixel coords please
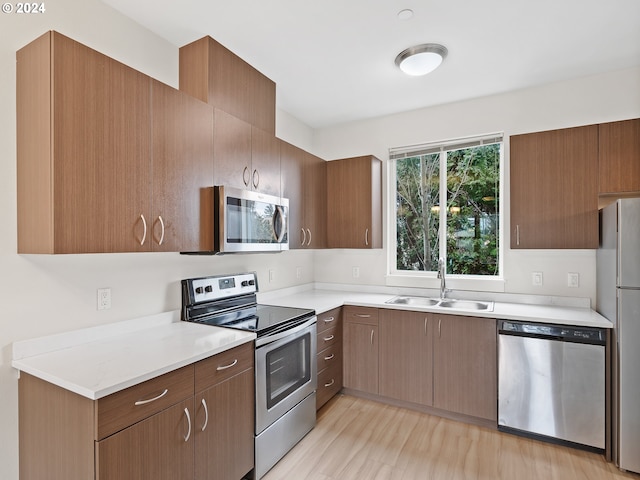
left=395, top=44, right=448, bottom=76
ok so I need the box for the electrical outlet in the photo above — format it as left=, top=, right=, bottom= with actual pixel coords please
left=532, top=272, right=543, bottom=286
left=269, top=269, right=275, bottom=283
left=568, top=272, right=580, bottom=288
left=352, top=266, right=360, bottom=278
left=97, top=288, right=111, bottom=310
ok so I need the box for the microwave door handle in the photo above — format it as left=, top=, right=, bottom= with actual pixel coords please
left=273, top=206, right=286, bottom=243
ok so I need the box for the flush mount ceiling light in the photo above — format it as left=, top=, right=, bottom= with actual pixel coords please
left=395, top=43, right=448, bottom=76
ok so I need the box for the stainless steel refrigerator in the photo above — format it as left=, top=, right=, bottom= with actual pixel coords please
left=597, top=197, right=640, bottom=473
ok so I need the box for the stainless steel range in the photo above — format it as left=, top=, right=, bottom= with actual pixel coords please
left=181, top=272, right=317, bottom=479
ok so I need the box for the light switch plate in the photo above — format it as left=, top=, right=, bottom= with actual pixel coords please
left=532, top=272, right=543, bottom=286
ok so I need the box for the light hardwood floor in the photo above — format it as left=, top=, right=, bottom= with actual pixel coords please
left=263, top=394, right=637, bottom=480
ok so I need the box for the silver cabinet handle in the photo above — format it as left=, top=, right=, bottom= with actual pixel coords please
left=252, top=169, right=259, bottom=189
left=306, top=228, right=312, bottom=246
left=355, top=314, right=371, bottom=318
left=243, top=166, right=250, bottom=186
left=438, top=319, right=442, bottom=339
left=370, top=329, right=374, bottom=344
left=365, top=228, right=369, bottom=246
left=140, top=214, right=147, bottom=246
left=323, top=335, right=335, bottom=342
left=183, top=407, right=191, bottom=442
left=424, top=317, right=428, bottom=336
left=324, top=379, right=335, bottom=388
left=323, top=316, right=335, bottom=324
left=216, top=358, right=238, bottom=371
left=301, top=228, right=307, bottom=246
left=200, top=398, right=209, bottom=432
left=157, top=216, right=165, bottom=246
left=516, top=225, right=520, bottom=246
left=324, top=353, right=335, bottom=361
left=134, top=388, right=168, bottom=406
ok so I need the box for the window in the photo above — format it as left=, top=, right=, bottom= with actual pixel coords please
left=391, top=134, right=502, bottom=277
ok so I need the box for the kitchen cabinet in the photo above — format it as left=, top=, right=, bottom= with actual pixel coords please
left=17, top=31, right=151, bottom=254
left=379, top=310, right=433, bottom=406
left=280, top=141, right=327, bottom=248
left=598, top=118, right=640, bottom=195
left=432, top=314, right=497, bottom=421
left=326, top=155, right=382, bottom=249
left=17, top=344, right=255, bottom=480
left=194, top=342, right=254, bottom=480
left=17, top=31, right=215, bottom=254
left=213, top=109, right=280, bottom=196
left=343, top=306, right=379, bottom=394
left=510, top=125, right=599, bottom=249
left=179, top=35, right=276, bottom=134
left=316, top=307, right=343, bottom=409
left=151, top=80, right=214, bottom=252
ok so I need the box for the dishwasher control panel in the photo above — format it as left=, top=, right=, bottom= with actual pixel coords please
left=499, top=320, right=606, bottom=344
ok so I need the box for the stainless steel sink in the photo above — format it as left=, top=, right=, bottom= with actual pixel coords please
left=385, top=296, right=494, bottom=312
left=385, top=296, right=440, bottom=306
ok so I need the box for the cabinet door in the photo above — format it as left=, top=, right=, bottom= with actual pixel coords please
left=303, top=151, right=327, bottom=248
left=194, top=369, right=254, bottom=480
left=96, top=398, right=195, bottom=480
left=599, top=118, right=640, bottom=195
left=379, top=310, right=433, bottom=406
left=327, top=155, right=382, bottom=248
left=433, top=315, right=497, bottom=421
left=510, top=125, right=598, bottom=249
left=151, top=81, right=214, bottom=252
left=343, top=322, right=378, bottom=394
left=280, top=140, right=305, bottom=248
left=213, top=108, right=252, bottom=189
left=251, top=126, right=281, bottom=196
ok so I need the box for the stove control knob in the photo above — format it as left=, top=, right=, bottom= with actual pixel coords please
left=241, top=280, right=249, bottom=287
left=195, top=287, right=204, bottom=294
left=248, top=279, right=255, bottom=286
left=205, top=285, right=213, bottom=293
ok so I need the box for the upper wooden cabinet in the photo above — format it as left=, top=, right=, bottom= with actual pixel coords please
left=280, top=141, right=326, bottom=248
left=179, top=36, right=276, bottom=134
left=326, top=155, right=382, bottom=249
left=510, top=125, right=599, bottom=249
left=151, top=81, right=214, bottom=252
left=17, top=31, right=152, bottom=254
left=212, top=109, right=280, bottom=196
left=16, top=32, right=215, bottom=254
left=598, top=118, right=640, bottom=195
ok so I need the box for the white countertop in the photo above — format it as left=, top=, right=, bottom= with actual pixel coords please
left=12, top=312, right=255, bottom=400
left=259, top=288, right=612, bottom=329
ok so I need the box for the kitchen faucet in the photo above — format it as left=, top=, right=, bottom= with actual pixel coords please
left=437, top=258, right=450, bottom=299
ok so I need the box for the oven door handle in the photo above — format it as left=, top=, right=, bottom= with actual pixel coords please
left=255, top=316, right=317, bottom=347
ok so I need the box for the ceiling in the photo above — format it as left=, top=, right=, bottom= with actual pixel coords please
left=101, top=0, right=640, bottom=129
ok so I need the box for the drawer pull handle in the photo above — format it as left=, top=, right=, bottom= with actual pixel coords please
left=201, top=398, right=209, bottom=432
left=323, top=316, right=335, bottom=324
left=355, top=314, right=371, bottom=318
left=134, top=388, right=168, bottom=406
left=184, top=407, right=192, bottom=442
left=216, top=359, right=238, bottom=371
left=139, top=214, right=147, bottom=246
left=157, top=215, right=165, bottom=246
left=323, top=335, right=335, bottom=342
left=324, top=353, right=335, bottom=361
left=324, top=379, right=335, bottom=387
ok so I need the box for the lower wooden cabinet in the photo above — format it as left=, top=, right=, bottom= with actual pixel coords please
left=343, top=306, right=379, bottom=394
left=316, top=308, right=343, bottom=409
left=18, top=343, right=255, bottom=480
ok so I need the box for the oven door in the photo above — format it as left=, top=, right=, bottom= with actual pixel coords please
left=255, top=317, right=317, bottom=434
left=215, top=186, right=289, bottom=253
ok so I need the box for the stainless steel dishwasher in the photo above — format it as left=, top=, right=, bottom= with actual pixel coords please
left=498, top=320, right=606, bottom=451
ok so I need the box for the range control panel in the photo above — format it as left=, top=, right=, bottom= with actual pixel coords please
left=185, top=272, right=258, bottom=304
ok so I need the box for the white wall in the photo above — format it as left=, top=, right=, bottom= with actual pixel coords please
left=312, top=68, right=640, bottom=302
left=0, top=3, right=315, bottom=479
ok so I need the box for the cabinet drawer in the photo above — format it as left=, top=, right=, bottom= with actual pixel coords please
left=316, top=307, right=342, bottom=334
left=317, top=343, right=341, bottom=373
left=195, top=342, right=254, bottom=392
left=317, top=324, right=342, bottom=350
left=97, top=365, right=194, bottom=440
left=344, top=306, right=379, bottom=325
left=317, top=361, right=342, bottom=410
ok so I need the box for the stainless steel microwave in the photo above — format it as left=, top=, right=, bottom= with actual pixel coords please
left=214, top=186, right=289, bottom=253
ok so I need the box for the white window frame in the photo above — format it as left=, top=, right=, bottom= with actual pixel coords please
left=386, top=133, right=506, bottom=293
